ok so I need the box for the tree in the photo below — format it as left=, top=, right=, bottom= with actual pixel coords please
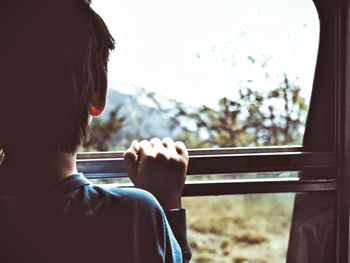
left=172, top=75, right=307, bottom=148
left=81, top=106, right=126, bottom=151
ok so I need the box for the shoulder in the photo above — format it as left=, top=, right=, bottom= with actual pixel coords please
left=68, top=183, right=164, bottom=217
left=104, top=185, right=163, bottom=213
left=65, top=183, right=185, bottom=262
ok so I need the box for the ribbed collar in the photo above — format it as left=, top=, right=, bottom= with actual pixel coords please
left=42, top=173, right=91, bottom=196
left=0, top=173, right=91, bottom=201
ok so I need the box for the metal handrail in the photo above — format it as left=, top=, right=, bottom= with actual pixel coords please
left=77, top=148, right=337, bottom=195
left=77, top=148, right=336, bottom=177
left=77, top=145, right=307, bottom=159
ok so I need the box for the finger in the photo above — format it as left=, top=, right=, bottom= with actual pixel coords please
left=175, top=141, right=189, bottom=159
left=131, top=140, right=140, bottom=152
left=162, top=137, right=177, bottom=156
left=123, top=141, right=140, bottom=162
left=150, top=137, right=163, bottom=149
left=162, top=137, right=175, bottom=150
left=139, top=140, right=154, bottom=158
left=150, top=137, right=168, bottom=160
left=123, top=152, right=137, bottom=182
left=123, top=141, right=140, bottom=183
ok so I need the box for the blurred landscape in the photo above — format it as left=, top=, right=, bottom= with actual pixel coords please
left=82, top=75, right=307, bottom=151
left=183, top=194, right=294, bottom=263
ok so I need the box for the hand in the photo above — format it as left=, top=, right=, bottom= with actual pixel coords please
left=123, top=138, right=189, bottom=210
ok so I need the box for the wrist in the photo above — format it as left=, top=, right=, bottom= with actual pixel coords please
left=157, top=196, right=182, bottom=210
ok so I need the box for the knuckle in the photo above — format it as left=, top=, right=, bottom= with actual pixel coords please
left=155, top=151, right=168, bottom=161
left=142, top=153, right=155, bottom=161
left=123, top=151, right=132, bottom=159
left=175, top=142, right=188, bottom=157
left=175, top=141, right=186, bottom=150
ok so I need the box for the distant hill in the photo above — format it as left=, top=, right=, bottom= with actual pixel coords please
left=97, top=83, right=185, bottom=146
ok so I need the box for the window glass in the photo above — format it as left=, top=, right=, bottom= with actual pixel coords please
left=84, top=0, right=319, bottom=151
left=183, top=194, right=294, bottom=263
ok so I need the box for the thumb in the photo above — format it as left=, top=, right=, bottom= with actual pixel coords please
left=123, top=141, right=140, bottom=183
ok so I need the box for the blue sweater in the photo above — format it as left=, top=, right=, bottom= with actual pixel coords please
left=0, top=174, right=192, bottom=262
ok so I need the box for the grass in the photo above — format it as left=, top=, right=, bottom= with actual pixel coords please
left=182, top=194, right=295, bottom=263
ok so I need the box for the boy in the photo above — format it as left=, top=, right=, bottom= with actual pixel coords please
left=0, top=0, right=191, bottom=262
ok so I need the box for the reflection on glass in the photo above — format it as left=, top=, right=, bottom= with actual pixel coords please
left=186, top=171, right=300, bottom=182
left=81, top=0, right=319, bottom=151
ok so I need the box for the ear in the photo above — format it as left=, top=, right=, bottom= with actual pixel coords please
left=90, top=70, right=108, bottom=117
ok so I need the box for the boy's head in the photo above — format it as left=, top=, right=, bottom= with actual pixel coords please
left=0, top=0, right=115, bottom=156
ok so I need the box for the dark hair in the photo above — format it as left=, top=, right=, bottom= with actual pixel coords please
left=0, top=0, right=115, bottom=156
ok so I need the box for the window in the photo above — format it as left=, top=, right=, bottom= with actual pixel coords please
left=84, top=0, right=319, bottom=151
left=79, top=0, right=350, bottom=262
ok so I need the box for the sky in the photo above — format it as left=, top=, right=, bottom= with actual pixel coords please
left=91, top=0, right=319, bottom=108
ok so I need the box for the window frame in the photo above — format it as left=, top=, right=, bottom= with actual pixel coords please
left=337, top=0, right=350, bottom=261
left=77, top=147, right=337, bottom=195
